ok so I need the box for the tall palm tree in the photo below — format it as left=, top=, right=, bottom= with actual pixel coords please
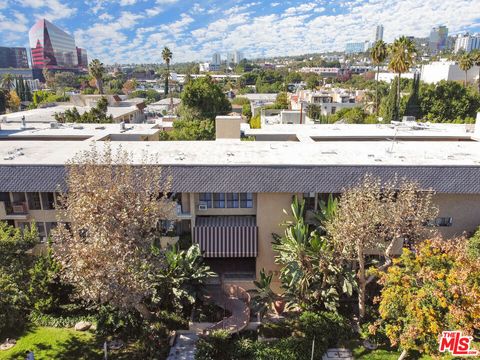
left=469, top=50, right=480, bottom=92
left=458, top=53, right=474, bottom=88
left=1, top=73, right=14, bottom=91
left=370, top=40, right=387, bottom=115
left=162, top=47, right=172, bottom=96
left=388, top=36, right=416, bottom=121
left=88, top=59, right=105, bottom=94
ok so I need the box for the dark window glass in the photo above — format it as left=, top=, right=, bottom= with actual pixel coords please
left=213, top=193, right=225, bottom=208
left=199, top=193, right=212, bottom=208
left=227, top=193, right=239, bottom=208
left=41, top=193, right=55, bottom=210
left=303, top=193, right=316, bottom=211
left=240, top=193, right=253, bottom=208
left=27, top=192, right=42, bottom=210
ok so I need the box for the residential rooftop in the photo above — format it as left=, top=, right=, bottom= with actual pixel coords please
left=0, top=139, right=479, bottom=167
left=244, top=122, right=477, bottom=142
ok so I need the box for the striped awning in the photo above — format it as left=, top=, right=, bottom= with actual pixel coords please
left=193, top=216, right=258, bottom=258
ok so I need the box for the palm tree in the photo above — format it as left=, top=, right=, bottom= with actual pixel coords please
left=162, top=47, right=173, bottom=96
left=388, top=36, right=416, bottom=121
left=458, top=53, right=474, bottom=88
left=1, top=73, right=14, bottom=91
left=469, top=50, right=480, bottom=92
left=88, top=59, right=105, bottom=94
left=370, top=40, right=387, bottom=115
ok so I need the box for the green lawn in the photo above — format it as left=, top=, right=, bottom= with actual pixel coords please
left=0, top=327, right=102, bottom=360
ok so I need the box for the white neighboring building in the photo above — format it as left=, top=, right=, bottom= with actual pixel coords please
left=454, top=33, right=480, bottom=53
left=421, top=60, right=480, bottom=84
left=378, top=72, right=416, bottom=83
left=199, top=62, right=221, bottom=72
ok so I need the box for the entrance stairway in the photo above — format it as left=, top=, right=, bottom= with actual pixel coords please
left=205, top=283, right=251, bottom=334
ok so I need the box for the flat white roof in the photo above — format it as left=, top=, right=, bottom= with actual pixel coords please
left=244, top=122, right=476, bottom=140
left=0, top=123, right=160, bottom=140
left=0, top=139, right=479, bottom=166
left=1, top=104, right=140, bottom=123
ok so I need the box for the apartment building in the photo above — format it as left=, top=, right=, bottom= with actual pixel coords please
left=0, top=116, right=479, bottom=290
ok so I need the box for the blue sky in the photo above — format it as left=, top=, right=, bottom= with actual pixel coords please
left=0, top=0, right=480, bottom=64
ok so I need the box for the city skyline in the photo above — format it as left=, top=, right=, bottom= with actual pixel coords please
left=0, top=0, right=479, bottom=64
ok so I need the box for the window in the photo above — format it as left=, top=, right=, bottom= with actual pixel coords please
left=240, top=193, right=253, bottom=208
left=213, top=193, right=225, bottom=208
left=303, top=193, right=316, bottom=211
left=27, top=192, right=42, bottom=210
left=331, top=106, right=336, bottom=114
left=45, top=222, right=57, bottom=237
left=199, top=193, right=212, bottom=208
left=435, top=217, right=453, bottom=227
left=41, top=193, right=55, bottom=210
left=227, top=193, right=239, bottom=208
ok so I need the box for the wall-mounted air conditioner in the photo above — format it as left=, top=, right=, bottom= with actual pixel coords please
left=198, top=203, right=208, bottom=210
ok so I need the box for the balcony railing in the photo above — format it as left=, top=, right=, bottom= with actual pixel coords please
left=11, top=202, right=28, bottom=214
left=176, top=204, right=192, bottom=219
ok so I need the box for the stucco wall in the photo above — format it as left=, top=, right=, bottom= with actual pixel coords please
left=434, top=193, right=480, bottom=238
left=256, top=192, right=296, bottom=292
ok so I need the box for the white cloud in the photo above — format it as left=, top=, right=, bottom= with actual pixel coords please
left=146, top=6, right=163, bottom=16
left=120, top=0, right=137, bottom=5
left=21, top=0, right=76, bottom=20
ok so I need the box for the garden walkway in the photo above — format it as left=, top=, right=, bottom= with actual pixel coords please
left=205, top=284, right=250, bottom=334
left=166, top=332, right=198, bottom=360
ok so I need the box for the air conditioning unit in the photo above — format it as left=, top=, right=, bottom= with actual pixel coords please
left=198, top=203, right=208, bottom=211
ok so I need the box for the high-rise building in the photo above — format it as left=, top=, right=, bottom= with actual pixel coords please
left=0, top=47, right=29, bottom=68
left=428, top=25, right=448, bottom=53
left=345, top=41, right=370, bottom=54
left=375, top=25, right=384, bottom=42
left=226, top=50, right=244, bottom=65
left=29, top=19, right=79, bottom=70
left=454, top=33, right=480, bottom=53
left=76, top=47, right=88, bottom=68
left=212, top=52, right=221, bottom=65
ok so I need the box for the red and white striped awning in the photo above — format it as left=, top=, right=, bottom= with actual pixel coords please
left=193, top=216, right=258, bottom=258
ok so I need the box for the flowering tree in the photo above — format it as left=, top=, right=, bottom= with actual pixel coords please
left=326, top=175, right=438, bottom=319
left=53, top=143, right=175, bottom=318
left=374, top=236, right=480, bottom=359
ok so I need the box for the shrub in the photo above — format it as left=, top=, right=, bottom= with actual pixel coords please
left=0, top=270, right=28, bottom=337
left=255, top=338, right=306, bottom=360
left=258, top=320, right=294, bottom=339
left=195, top=330, right=232, bottom=360
left=96, top=305, right=144, bottom=339
left=297, top=311, right=353, bottom=356
left=249, top=114, right=261, bottom=129
left=232, top=338, right=257, bottom=359
left=28, top=310, right=95, bottom=328
left=157, top=310, right=188, bottom=330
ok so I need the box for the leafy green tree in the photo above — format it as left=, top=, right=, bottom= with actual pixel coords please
left=326, top=176, right=438, bottom=320
left=248, top=269, right=279, bottom=319
left=380, top=79, right=399, bottom=122
left=54, top=96, right=113, bottom=123
left=162, top=47, right=173, bottom=95
left=273, top=91, right=289, bottom=109
left=285, top=71, right=302, bottom=84
left=375, top=236, right=480, bottom=359
left=0, top=73, right=14, bottom=90
left=471, top=49, right=480, bottom=93
left=419, top=80, right=480, bottom=122
left=54, top=72, right=77, bottom=91
left=458, top=53, right=474, bottom=88
left=370, top=40, right=388, bottom=115
left=150, top=244, right=214, bottom=313
left=273, top=196, right=355, bottom=312
left=181, top=76, right=231, bottom=119
left=404, top=73, right=421, bottom=119
left=388, top=36, right=416, bottom=121
left=305, top=74, right=319, bottom=90
left=331, top=107, right=368, bottom=124
left=160, top=119, right=215, bottom=140
left=0, top=90, right=6, bottom=114
left=88, top=59, right=105, bottom=94
left=242, top=103, right=252, bottom=121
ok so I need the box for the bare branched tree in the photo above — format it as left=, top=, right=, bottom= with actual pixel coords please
left=326, top=175, right=438, bottom=320
left=53, top=143, right=175, bottom=319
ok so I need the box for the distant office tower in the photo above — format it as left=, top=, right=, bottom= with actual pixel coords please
left=345, top=41, right=370, bottom=54
left=454, top=33, right=480, bottom=53
left=212, top=52, right=221, bottom=65
left=76, top=47, right=88, bottom=68
left=0, top=47, right=29, bottom=68
left=375, top=25, right=384, bottom=42
left=226, top=50, right=244, bottom=65
left=29, top=19, right=79, bottom=69
left=428, top=25, right=448, bottom=53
